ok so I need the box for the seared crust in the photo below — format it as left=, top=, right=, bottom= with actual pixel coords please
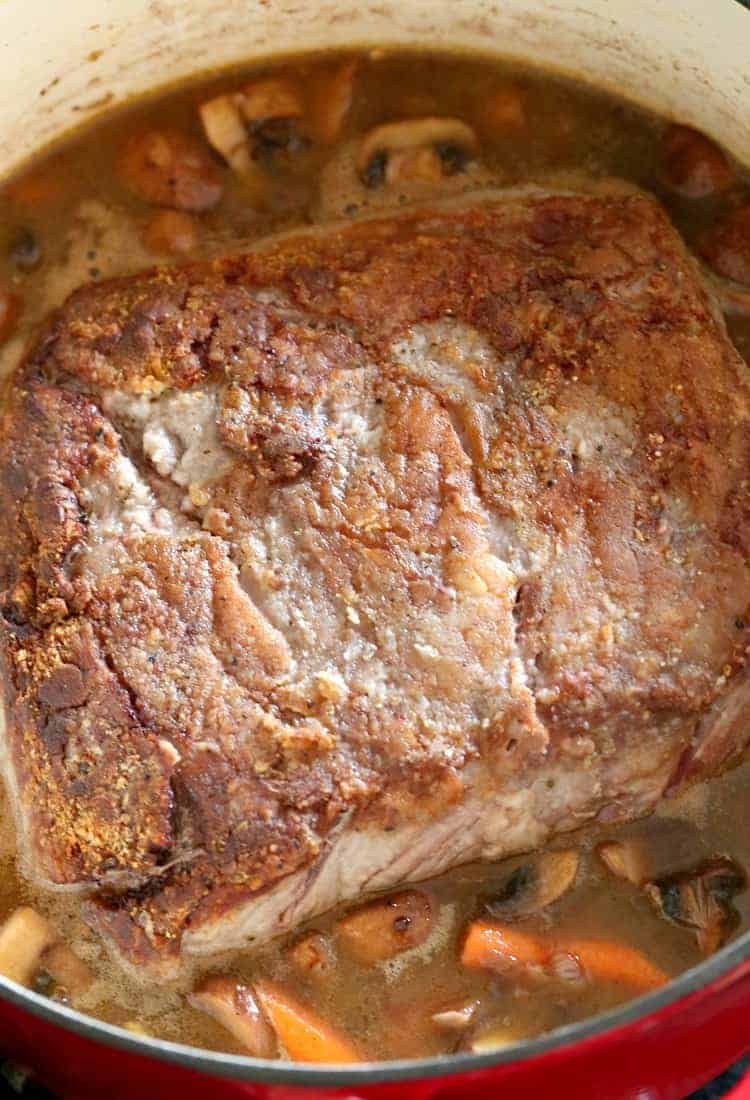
left=3, top=184, right=750, bottom=969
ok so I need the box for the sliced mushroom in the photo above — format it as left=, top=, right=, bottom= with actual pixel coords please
left=485, top=850, right=579, bottom=919
left=239, top=78, right=304, bottom=126
left=645, top=857, right=746, bottom=955
left=287, top=931, right=335, bottom=983
left=660, top=124, right=735, bottom=199
left=237, top=77, right=307, bottom=160
left=119, top=129, right=223, bottom=211
left=0, top=908, right=57, bottom=986
left=597, top=840, right=648, bottom=886
left=356, top=117, right=478, bottom=188
left=597, top=820, right=704, bottom=887
left=199, top=78, right=306, bottom=196
left=336, top=889, right=433, bottom=964
left=188, top=975, right=278, bottom=1058
left=199, top=95, right=260, bottom=179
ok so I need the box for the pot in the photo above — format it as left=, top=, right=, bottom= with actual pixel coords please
left=0, top=1, right=749, bottom=1096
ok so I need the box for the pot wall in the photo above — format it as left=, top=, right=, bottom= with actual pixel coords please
left=2, top=958, right=750, bottom=1099
left=0, top=0, right=748, bottom=177
left=0, top=0, right=749, bottom=1096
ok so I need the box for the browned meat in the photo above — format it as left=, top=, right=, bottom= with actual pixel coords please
left=2, top=182, right=750, bottom=975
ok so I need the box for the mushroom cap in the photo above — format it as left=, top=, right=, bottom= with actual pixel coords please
left=239, top=78, right=305, bottom=124
left=356, top=117, right=479, bottom=181
left=485, top=850, right=580, bottom=919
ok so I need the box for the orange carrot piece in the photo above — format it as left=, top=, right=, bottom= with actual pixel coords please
left=560, top=938, right=668, bottom=992
left=460, top=920, right=551, bottom=973
left=461, top=921, right=668, bottom=994
left=254, top=980, right=360, bottom=1064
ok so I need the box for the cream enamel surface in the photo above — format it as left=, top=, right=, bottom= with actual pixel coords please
left=0, top=1, right=747, bottom=178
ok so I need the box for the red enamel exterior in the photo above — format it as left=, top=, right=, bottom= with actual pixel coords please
left=0, top=951, right=749, bottom=1100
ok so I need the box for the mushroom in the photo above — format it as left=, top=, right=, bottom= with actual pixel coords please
left=199, top=94, right=259, bottom=179
left=239, top=78, right=303, bottom=126
left=660, top=124, right=735, bottom=199
left=645, top=857, right=746, bottom=955
left=188, top=975, right=278, bottom=1058
left=287, top=931, right=335, bottom=984
left=336, top=889, right=433, bottom=964
left=199, top=77, right=306, bottom=197
left=597, top=840, right=648, bottom=886
left=356, top=117, right=479, bottom=188
left=0, top=908, right=57, bottom=986
left=484, top=850, right=580, bottom=919
left=597, top=820, right=704, bottom=887
left=119, top=129, right=223, bottom=211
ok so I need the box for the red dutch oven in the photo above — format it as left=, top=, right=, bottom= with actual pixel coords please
left=0, top=0, right=748, bottom=1096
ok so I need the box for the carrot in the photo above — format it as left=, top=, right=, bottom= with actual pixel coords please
left=558, top=938, right=668, bottom=993
left=460, top=920, right=668, bottom=994
left=460, top=920, right=551, bottom=973
left=254, top=980, right=360, bottom=1064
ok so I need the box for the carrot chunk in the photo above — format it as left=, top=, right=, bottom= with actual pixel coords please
left=460, top=920, right=551, bottom=973
left=559, top=938, right=669, bottom=992
left=460, top=920, right=668, bottom=994
left=254, top=980, right=360, bottom=1063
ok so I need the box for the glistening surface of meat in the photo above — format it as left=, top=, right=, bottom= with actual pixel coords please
left=2, top=182, right=750, bottom=975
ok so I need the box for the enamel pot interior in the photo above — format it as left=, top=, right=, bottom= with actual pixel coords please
left=0, top=0, right=748, bottom=1090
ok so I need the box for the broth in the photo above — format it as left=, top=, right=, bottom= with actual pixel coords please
left=0, top=48, right=749, bottom=1062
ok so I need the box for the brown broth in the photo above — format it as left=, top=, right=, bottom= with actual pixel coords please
left=0, top=47, right=749, bottom=1063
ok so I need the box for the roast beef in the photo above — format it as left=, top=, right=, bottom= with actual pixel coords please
left=2, top=181, right=750, bottom=975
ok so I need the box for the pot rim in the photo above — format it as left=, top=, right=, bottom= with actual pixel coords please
left=0, top=0, right=748, bottom=1086
left=1, top=927, right=749, bottom=1085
